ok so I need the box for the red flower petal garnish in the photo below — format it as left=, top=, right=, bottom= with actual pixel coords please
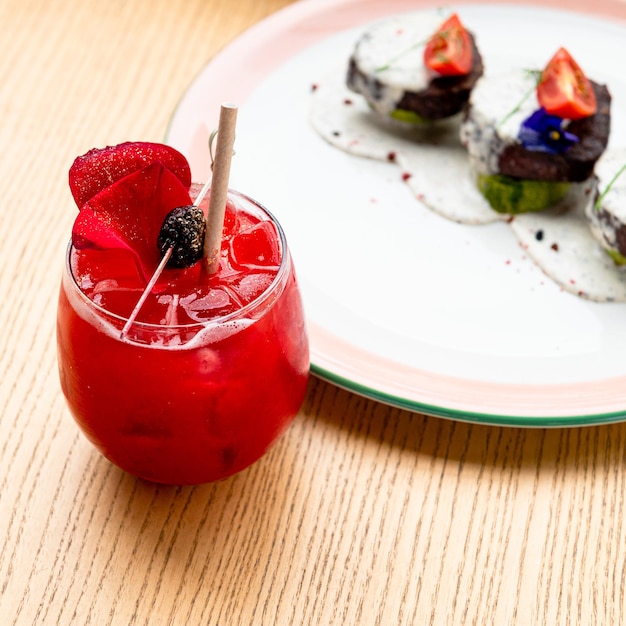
left=72, top=163, right=192, bottom=279
left=69, top=141, right=192, bottom=208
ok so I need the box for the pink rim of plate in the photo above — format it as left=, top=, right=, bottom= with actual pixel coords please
left=166, top=0, right=626, bottom=426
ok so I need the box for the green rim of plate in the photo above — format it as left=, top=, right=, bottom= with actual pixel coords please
left=310, top=363, right=626, bottom=427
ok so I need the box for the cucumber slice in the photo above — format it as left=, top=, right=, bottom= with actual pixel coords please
left=477, top=174, right=570, bottom=214
left=389, top=108, right=428, bottom=125
left=606, top=248, right=626, bottom=266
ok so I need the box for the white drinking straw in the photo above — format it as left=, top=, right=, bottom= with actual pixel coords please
left=203, top=103, right=238, bottom=274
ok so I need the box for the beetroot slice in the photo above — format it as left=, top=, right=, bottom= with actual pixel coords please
left=72, top=163, right=192, bottom=279
left=69, top=141, right=192, bottom=208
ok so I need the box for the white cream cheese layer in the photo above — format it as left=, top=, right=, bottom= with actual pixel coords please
left=460, top=70, right=539, bottom=175
left=350, top=11, right=446, bottom=115
left=586, top=149, right=626, bottom=256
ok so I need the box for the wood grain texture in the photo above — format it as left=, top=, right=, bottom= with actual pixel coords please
left=1, top=0, right=626, bottom=624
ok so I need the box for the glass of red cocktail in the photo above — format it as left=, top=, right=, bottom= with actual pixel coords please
left=57, top=186, right=309, bottom=485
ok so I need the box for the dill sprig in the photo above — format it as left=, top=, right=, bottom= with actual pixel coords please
left=595, top=163, right=626, bottom=211
left=375, top=36, right=430, bottom=73
left=497, top=69, right=542, bottom=129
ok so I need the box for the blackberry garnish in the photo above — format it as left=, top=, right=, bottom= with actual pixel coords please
left=158, top=205, right=206, bottom=268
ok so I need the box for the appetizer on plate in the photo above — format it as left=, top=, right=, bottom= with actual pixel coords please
left=460, top=48, right=611, bottom=214
left=347, top=12, right=483, bottom=123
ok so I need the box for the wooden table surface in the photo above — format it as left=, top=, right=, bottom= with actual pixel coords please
left=2, top=0, right=626, bottom=623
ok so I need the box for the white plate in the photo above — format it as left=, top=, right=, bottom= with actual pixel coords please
left=166, top=0, right=626, bottom=426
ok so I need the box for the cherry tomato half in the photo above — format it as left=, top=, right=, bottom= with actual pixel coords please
left=537, top=48, right=597, bottom=120
left=423, top=13, right=473, bottom=76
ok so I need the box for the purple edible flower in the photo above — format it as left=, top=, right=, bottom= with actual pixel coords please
left=518, top=107, right=579, bottom=154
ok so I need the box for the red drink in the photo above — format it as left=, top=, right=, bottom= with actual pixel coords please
left=57, top=189, right=309, bottom=484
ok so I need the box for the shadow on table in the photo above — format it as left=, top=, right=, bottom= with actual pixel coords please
left=306, top=375, right=626, bottom=472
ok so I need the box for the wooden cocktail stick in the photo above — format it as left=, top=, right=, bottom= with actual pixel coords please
left=119, top=247, right=173, bottom=339
left=119, top=174, right=214, bottom=340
